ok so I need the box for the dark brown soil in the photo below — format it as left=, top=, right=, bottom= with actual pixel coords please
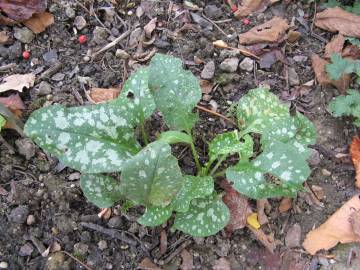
left=0, top=1, right=359, bottom=270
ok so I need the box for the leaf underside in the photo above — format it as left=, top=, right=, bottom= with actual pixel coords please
left=174, top=194, right=230, bottom=237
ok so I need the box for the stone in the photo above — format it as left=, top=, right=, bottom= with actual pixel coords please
left=14, top=27, right=34, bottom=44
left=128, top=28, right=142, bottom=48
left=65, top=6, right=76, bottom=18
left=322, top=169, right=331, bottom=176
left=26, top=215, right=35, bottom=225
left=111, top=27, right=119, bottom=37
left=239, top=57, right=254, bottom=72
left=91, top=27, right=108, bottom=45
left=115, top=49, right=130, bottom=59
left=15, top=138, right=35, bottom=160
left=219, top=57, right=239, bottom=72
left=8, top=42, right=22, bottom=60
left=73, top=242, right=88, bottom=256
left=37, top=81, right=52, bottom=96
left=201, top=61, right=215, bottom=80
left=307, top=149, right=320, bottom=166
left=68, top=172, right=80, bottom=181
left=204, top=5, right=222, bottom=19
left=51, top=73, right=65, bottom=81
left=43, top=50, right=58, bottom=63
left=288, top=67, right=300, bottom=86
left=293, top=55, right=307, bottom=62
left=285, top=223, right=301, bottom=248
left=46, top=252, right=72, bottom=270
left=98, top=240, right=107, bottom=250
left=9, top=205, right=29, bottom=224
left=74, top=16, right=86, bottom=30
left=19, top=243, right=34, bottom=256
left=0, top=262, right=8, bottom=269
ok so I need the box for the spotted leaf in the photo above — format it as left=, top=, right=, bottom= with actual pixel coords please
left=120, top=141, right=183, bottom=207
left=0, top=115, right=5, bottom=130
left=237, top=88, right=289, bottom=135
left=148, top=53, right=202, bottom=131
left=118, top=67, right=156, bottom=121
left=158, top=131, right=192, bottom=145
left=80, top=174, right=123, bottom=208
left=172, top=176, right=214, bottom=212
left=174, top=194, right=230, bottom=237
left=24, top=100, right=141, bottom=173
left=138, top=205, right=173, bottom=226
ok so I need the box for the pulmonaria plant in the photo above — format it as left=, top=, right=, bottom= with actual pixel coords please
left=24, top=54, right=316, bottom=237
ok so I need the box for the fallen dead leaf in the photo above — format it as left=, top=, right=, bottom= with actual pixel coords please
left=234, top=0, right=279, bottom=19
left=90, top=87, right=120, bottom=103
left=287, top=30, right=301, bottom=43
left=303, top=194, right=360, bottom=255
left=159, top=230, right=167, bottom=256
left=199, top=79, right=214, bottom=94
left=221, top=180, right=251, bottom=233
left=144, top=18, right=157, bottom=38
left=279, top=197, right=292, bottom=213
left=257, top=199, right=270, bottom=225
left=350, top=210, right=360, bottom=237
left=0, top=0, right=46, bottom=21
left=0, top=30, right=10, bottom=44
left=238, top=17, right=289, bottom=45
left=213, top=258, right=230, bottom=270
left=324, top=34, right=345, bottom=59
left=23, top=12, right=54, bottom=34
left=350, top=136, right=360, bottom=189
left=248, top=225, right=276, bottom=253
left=138, top=258, right=162, bottom=270
left=180, top=249, right=193, bottom=270
left=259, top=49, right=288, bottom=69
left=311, top=54, right=350, bottom=94
left=0, top=73, right=35, bottom=93
left=315, top=7, right=360, bottom=38
left=0, top=93, right=25, bottom=116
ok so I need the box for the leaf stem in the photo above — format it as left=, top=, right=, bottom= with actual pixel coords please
left=209, top=156, right=225, bottom=176
left=213, top=169, right=226, bottom=178
left=186, top=127, right=202, bottom=173
left=140, top=121, right=149, bottom=145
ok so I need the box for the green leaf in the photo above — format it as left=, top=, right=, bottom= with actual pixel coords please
left=148, top=54, right=202, bottom=131
left=328, top=89, right=360, bottom=126
left=173, top=194, right=230, bottom=237
left=24, top=99, right=141, bottom=173
left=346, top=37, right=360, bottom=48
left=240, top=134, right=254, bottom=160
left=172, top=176, right=214, bottom=212
left=158, top=131, right=192, bottom=144
left=226, top=140, right=310, bottom=199
left=118, top=67, right=156, bottom=121
left=0, top=115, right=5, bottom=131
left=138, top=205, right=173, bottom=226
left=237, top=88, right=289, bottom=135
left=209, top=130, right=243, bottom=162
left=326, top=53, right=355, bottom=80
left=80, top=174, right=123, bottom=208
left=120, top=141, right=183, bottom=207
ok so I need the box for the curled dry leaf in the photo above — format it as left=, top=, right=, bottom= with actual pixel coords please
left=0, top=73, right=35, bottom=93
left=90, top=87, right=120, bottom=103
left=23, top=12, right=54, bottom=34
left=238, top=17, right=289, bottom=45
left=311, top=54, right=350, bottom=94
left=279, top=197, right=292, bottom=213
left=200, top=79, right=214, bottom=94
left=315, top=7, right=360, bottom=38
left=180, top=249, right=194, bottom=270
left=0, top=0, right=46, bottom=21
left=324, top=34, right=345, bottom=59
left=234, top=0, right=280, bottom=19
left=303, top=194, right=360, bottom=255
left=144, top=18, right=157, bottom=38
left=159, top=230, right=167, bottom=256
left=257, top=199, right=269, bottom=225
left=248, top=225, right=276, bottom=253
left=350, top=136, right=360, bottom=189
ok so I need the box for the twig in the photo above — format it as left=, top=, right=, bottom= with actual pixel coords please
left=201, top=12, right=229, bottom=37
left=71, top=88, right=84, bottom=105
left=61, top=251, right=93, bottom=270
left=37, top=61, right=64, bottom=83
left=196, top=105, right=237, bottom=126
left=91, top=28, right=132, bottom=58
left=0, top=63, right=16, bottom=71
left=80, top=83, right=96, bottom=104
left=161, top=240, right=191, bottom=264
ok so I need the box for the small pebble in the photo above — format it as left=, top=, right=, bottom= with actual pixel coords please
left=219, top=57, right=239, bottom=73
left=68, top=172, right=80, bottom=181
left=9, top=205, right=29, bottom=224
left=201, top=60, right=215, bottom=80
left=74, top=16, right=86, bottom=30
left=239, top=57, right=254, bottom=72
left=0, top=262, right=8, bottom=269
left=14, top=27, right=34, bottom=43
left=65, top=6, right=76, bottom=18
left=26, top=215, right=35, bottom=225
left=83, top=56, right=90, bottom=62
left=322, top=169, right=331, bottom=176
left=98, top=240, right=107, bottom=250
left=115, top=49, right=130, bottom=59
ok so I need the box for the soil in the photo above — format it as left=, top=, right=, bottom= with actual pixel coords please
left=0, top=1, right=359, bottom=270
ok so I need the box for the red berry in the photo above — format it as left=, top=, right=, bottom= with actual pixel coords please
left=22, top=51, right=30, bottom=59
left=243, top=18, right=251, bottom=25
left=231, top=5, right=238, bottom=12
left=78, top=35, right=87, bottom=44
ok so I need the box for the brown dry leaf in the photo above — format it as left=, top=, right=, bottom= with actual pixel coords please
left=23, top=12, right=54, bottom=34
left=180, top=249, right=193, bottom=270
left=350, top=210, right=360, bottom=237
left=199, top=79, right=213, bottom=94
left=0, top=0, right=46, bottom=21
left=315, top=7, right=360, bottom=38
left=0, top=93, right=25, bottom=114
left=350, top=136, right=360, bottom=188
left=324, top=34, right=345, bottom=59
left=279, top=197, right=292, bottom=213
left=0, top=30, right=10, bottom=44
left=257, top=199, right=269, bottom=225
left=213, top=258, right=231, bottom=270
left=212, top=40, right=229, bottom=49
left=311, top=54, right=350, bottom=94
left=221, top=180, right=251, bottom=233
left=90, top=87, right=120, bottom=103
left=159, top=230, right=167, bottom=256
left=0, top=73, right=35, bottom=93
left=248, top=225, right=277, bottom=253
left=138, top=258, right=162, bottom=270
left=144, top=18, right=157, bottom=38
left=238, top=17, right=289, bottom=45
left=303, top=194, right=360, bottom=255
left=234, top=0, right=279, bottom=19
left=287, top=30, right=301, bottom=43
